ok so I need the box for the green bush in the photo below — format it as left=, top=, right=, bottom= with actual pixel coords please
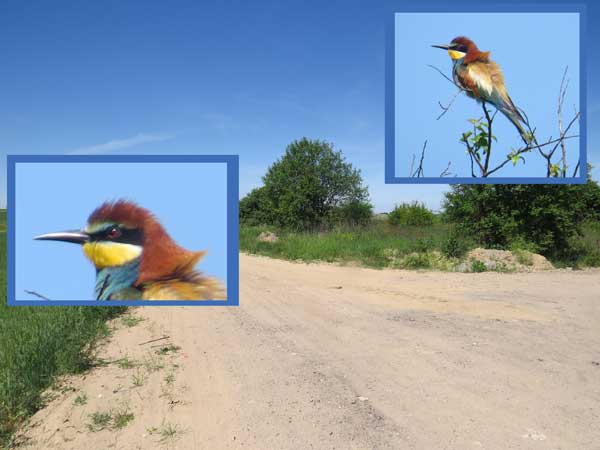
left=241, top=138, right=370, bottom=230
left=441, top=234, right=470, bottom=259
left=239, top=186, right=273, bottom=226
left=412, top=237, right=435, bottom=253
left=443, top=168, right=600, bottom=257
left=388, top=202, right=435, bottom=227
left=471, top=260, right=487, bottom=272
left=331, top=201, right=373, bottom=227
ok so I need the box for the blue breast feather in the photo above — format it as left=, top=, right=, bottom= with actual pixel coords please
left=95, top=257, right=142, bottom=300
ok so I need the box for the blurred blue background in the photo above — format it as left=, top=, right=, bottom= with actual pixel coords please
left=395, top=12, right=580, bottom=178
left=0, top=0, right=599, bottom=212
left=14, top=161, right=228, bottom=301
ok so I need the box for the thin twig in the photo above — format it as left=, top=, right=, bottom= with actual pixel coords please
left=481, top=102, right=495, bottom=174
left=138, top=336, right=170, bottom=346
left=24, top=290, right=51, bottom=300
left=572, top=160, right=581, bottom=178
left=486, top=135, right=579, bottom=177
left=439, top=161, right=452, bottom=177
left=558, top=66, right=569, bottom=176
left=436, top=89, right=462, bottom=120
left=427, top=64, right=464, bottom=89
left=411, top=140, right=427, bottom=177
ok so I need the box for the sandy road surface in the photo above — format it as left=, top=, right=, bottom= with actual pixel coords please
left=14, top=254, right=600, bottom=450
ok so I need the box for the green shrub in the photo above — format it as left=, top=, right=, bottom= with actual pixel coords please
left=412, top=237, right=435, bottom=253
left=441, top=234, right=470, bottom=259
left=471, top=260, right=487, bottom=272
left=388, top=202, right=435, bottom=227
left=443, top=169, right=600, bottom=257
left=399, top=252, right=431, bottom=269
left=239, top=187, right=273, bottom=226
left=331, top=201, right=373, bottom=227
left=258, top=138, right=370, bottom=230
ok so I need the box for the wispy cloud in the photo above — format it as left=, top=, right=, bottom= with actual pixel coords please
left=68, top=133, right=174, bottom=155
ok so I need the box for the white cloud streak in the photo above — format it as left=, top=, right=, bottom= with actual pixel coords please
left=68, top=133, right=174, bottom=155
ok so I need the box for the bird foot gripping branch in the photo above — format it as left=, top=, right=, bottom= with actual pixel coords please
left=34, top=200, right=225, bottom=301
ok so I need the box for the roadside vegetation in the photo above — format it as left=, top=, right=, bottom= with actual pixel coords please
left=0, top=212, right=126, bottom=447
left=240, top=138, right=600, bottom=270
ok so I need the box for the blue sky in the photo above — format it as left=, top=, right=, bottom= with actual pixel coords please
left=395, top=12, right=580, bottom=178
left=14, top=161, right=228, bottom=301
left=1, top=0, right=599, bottom=212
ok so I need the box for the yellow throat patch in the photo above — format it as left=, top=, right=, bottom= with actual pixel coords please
left=83, top=241, right=142, bottom=269
left=448, top=49, right=466, bottom=61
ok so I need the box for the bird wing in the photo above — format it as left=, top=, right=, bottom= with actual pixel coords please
left=461, top=61, right=526, bottom=124
left=463, top=62, right=494, bottom=98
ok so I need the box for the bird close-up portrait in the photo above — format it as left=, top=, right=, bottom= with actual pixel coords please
left=34, top=199, right=225, bottom=301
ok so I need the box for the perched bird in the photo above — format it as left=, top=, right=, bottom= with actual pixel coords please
left=34, top=200, right=225, bottom=300
left=432, top=36, right=530, bottom=143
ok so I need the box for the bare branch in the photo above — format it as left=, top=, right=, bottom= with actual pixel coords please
left=408, top=153, right=415, bottom=177
left=436, top=89, right=462, bottom=120
left=439, top=161, right=452, bottom=177
left=572, top=160, right=581, bottom=178
left=427, top=64, right=459, bottom=87
left=24, top=290, right=51, bottom=300
left=481, top=102, right=495, bottom=174
left=486, top=134, right=579, bottom=177
left=411, top=140, right=427, bottom=178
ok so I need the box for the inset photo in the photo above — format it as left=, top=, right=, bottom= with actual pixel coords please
left=7, top=155, right=239, bottom=305
left=385, top=5, right=586, bottom=183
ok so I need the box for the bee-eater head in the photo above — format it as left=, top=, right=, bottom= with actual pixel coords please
left=35, top=200, right=205, bottom=285
left=432, top=36, right=478, bottom=61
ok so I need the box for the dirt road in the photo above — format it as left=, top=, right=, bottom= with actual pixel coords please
left=15, top=254, right=600, bottom=450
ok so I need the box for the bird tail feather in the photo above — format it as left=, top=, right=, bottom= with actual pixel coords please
left=501, top=95, right=530, bottom=144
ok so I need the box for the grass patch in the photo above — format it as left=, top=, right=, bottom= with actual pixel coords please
left=73, top=393, right=88, bottom=406
left=241, top=219, right=600, bottom=270
left=113, top=407, right=135, bottom=429
left=147, top=421, right=181, bottom=444
left=0, top=210, right=127, bottom=446
left=114, top=356, right=138, bottom=369
left=142, top=353, right=165, bottom=372
left=88, top=411, right=112, bottom=432
left=120, top=314, right=144, bottom=328
left=131, top=370, right=146, bottom=387
left=87, top=406, right=134, bottom=431
left=240, top=222, right=457, bottom=269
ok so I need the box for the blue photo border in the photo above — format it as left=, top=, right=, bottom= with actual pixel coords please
left=385, top=2, right=588, bottom=184
left=6, top=154, right=239, bottom=306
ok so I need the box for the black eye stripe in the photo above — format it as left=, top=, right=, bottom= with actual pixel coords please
left=90, top=227, right=143, bottom=246
left=451, top=44, right=467, bottom=53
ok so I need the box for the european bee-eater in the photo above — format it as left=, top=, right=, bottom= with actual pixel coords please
left=432, top=36, right=529, bottom=142
left=34, top=200, right=225, bottom=301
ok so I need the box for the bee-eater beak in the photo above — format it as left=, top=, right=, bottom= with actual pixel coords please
left=431, top=44, right=450, bottom=50
left=34, top=230, right=90, bottom=244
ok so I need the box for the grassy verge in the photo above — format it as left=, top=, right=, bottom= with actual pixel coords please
left=241, top=220, right=600, bottom=270
left=0, top=211, right=126, bottom=447
left=240, top=221, right=461, bottom=269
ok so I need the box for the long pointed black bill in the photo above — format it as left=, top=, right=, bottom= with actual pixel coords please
left=34, top=230, right=90, bottom=244
left=431, top=44, right=450, bottom=50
